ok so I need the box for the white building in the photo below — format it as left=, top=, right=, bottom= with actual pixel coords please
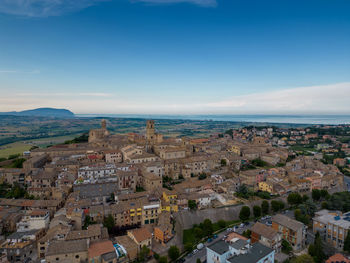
left=17, top=210, right=50, bottom=232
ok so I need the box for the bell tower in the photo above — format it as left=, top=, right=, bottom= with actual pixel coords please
left=146, top=120, right=155, bottom=141
left=101, top=119, right=107, bottom=130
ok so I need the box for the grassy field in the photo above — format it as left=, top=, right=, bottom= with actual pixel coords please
left=0, top=134, right=80, bottom=159
left=28, top=134, right=79, bottom=147
left=0, top=142, right=32, bottom=158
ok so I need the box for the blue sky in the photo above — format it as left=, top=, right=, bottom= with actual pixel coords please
left=0, top=0, right=350, bottom=114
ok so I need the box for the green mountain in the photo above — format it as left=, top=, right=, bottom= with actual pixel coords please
left=0, top=108, right=75, bottom=118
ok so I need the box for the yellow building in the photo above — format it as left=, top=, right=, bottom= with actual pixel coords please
left=228, top=145, right=241, bottom=155
left=258, top=181, right=273, bottom=193
left=162, top=190, right=178, bottom=213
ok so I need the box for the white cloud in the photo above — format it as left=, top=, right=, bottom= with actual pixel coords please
left=131, top=0, right=217, bottom=7
left=205, top=82, right=350, bottom=114
left=0, top=69, right=40, bottom=74
left=0, top=0, right=106, bottom=17
left=0, top=82, right=349, bottom=115
left=0, top=0, right=215, bottom=17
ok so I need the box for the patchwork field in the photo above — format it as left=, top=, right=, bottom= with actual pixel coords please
left=0, top=142, right=32, bottom=159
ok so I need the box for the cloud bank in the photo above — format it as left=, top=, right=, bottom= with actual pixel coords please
left=1, top=83, right=349, bottom=115
left=0, top=0, right=216, bottom=17
left=205, top=82, right=350, bottom=114
left=0, top=0, right=106, bottom=17
left=132, top=0, right=217, bottom=7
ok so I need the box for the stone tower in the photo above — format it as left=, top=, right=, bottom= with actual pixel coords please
left=146, top=120, right=155, bottom=141
left=101, top=119, right=107, bottom=130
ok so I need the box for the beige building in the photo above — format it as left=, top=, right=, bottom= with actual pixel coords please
left=89, top=119, right=110, bottom=144
left=105, top=150, right=123, bottom=163
left=313, top=210, right=350, bottom=250
left=159, top=147, right=186, bottom=160
left=45, top=239, right=88, bottom=263
left=127, top=227, right=152, bottom=251
left=142, top=171, right=162, bottom=192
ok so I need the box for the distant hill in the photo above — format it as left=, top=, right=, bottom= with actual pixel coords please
left=0, top=108, right=75, bottom=118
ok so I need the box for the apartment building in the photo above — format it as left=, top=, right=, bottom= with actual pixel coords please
left=313, top=210, right=350, bottom=250
left=251, top=222, right=282, bottom=252
left=272, top=214, right=306, bottom=251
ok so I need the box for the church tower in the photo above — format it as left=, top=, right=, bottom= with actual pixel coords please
left=101, top=119, right=107, bottom=130
left=146, top=120, right=155, bottom=141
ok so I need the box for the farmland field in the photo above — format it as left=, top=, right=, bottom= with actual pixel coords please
left=0, top=142, right=32, bottom=158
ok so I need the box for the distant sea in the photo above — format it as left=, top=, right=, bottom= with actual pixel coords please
left=76, top=114, right=350, bottom=125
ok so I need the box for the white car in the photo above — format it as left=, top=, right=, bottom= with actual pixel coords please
left=193, top=249, right=199, bottom=254
left=226, top=228, right=232, bottom=232
left=239, top=223, right=245, bottom=228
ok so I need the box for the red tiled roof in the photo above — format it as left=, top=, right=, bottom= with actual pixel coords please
left=88, top=240, right=115, bottom=259
left=326, top=254, right=350, bottom=263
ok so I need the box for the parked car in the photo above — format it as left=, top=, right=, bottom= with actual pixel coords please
left=239, top=223, right=245, bottom=227
left=207, top=238, right=213, bottom=243
left=226, top=228, right=232, bottom=232
left=193, top=249, right=199, bottom=254
left=266, top=221, right=272, bottom=226
left=197, top=243, right=204, bottom=250
left=213, top=234, right=218, bottom=239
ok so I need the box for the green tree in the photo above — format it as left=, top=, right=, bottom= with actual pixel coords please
left=168, top=246, right=180, bottom=261
left=252, top=158, right=267, bottom=167
left=184, top=243, right=193, bottom=253
left=83, top=215, right=96, bottom=230
left=11, top=158, right=26, bottom=168
left=188, top=200, right=197, bottom=210
left=261, top=200, right=269, bottom=215
left=309, top=232, right=325, bottom=263
left=344, top=231, right=350, bottom=253
left=281, top=239, right=292, bottom=254
left=194, top=227, right=203, bottom=240
left=287, top=193, right=302, bottom=206
left=138, top=245, right=150, bottom=262
left=103, top=214, right=115, bottom=233
left=158, top=257, right=168, bottom=263
left=320, top=189, right=329, bottom=200
left=302, top=195, right=309, bottom=202
left=321, top=201, right=328, bottom=209
left=271, top=200, right=284, bottom=212
left=221, top=159, right=227, bottom=166
left=196, top=259, right=201, bottom=263
left=294, top=208, right=309, bottom=225
left=218, top=219, right=226, bottom=229
left=292, top=254, right=314, bottom=263
left=239, top=206, right=251, bottom=221
left=242, top=229, right=251, bottom=238
left=312, top=189, right=321, bottom=201
left=253, top=205, right=261, bottom=218
left=203, top=219, right=214, bottom=237
left=198, top=173, right=207, bottom=180
left=154, top=253, right=160, bottom=261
